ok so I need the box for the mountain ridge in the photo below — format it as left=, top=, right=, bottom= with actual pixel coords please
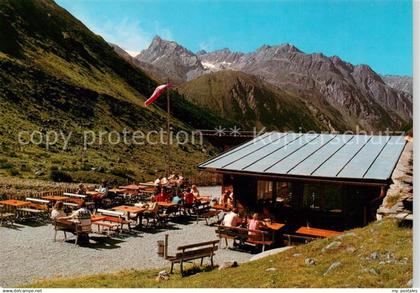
left=178, top=70, right=339, bottom=131
left=135, top=36, right=412, bottom=131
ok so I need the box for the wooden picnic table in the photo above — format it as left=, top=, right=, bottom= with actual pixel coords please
left=138, top=182, right=158, bottom=187
left=157, top=202, right=177, bottom=208
left=65, top=198, right=84, bottom=207
left=296, top=226, right=342, bottom=238
left=0, top=199, right=30, bottom=207
left=264, top=222, right=285, bottom=231
left=119, top=184, right=146, bottom=191
left=112, top=205, right=146, bottom=229
left=91, top=215, right=107, bottom=222
left=86, top=191, right=103, bottom=196
left=109, top=188, right=128, bottom=194
left=41, top=195, right=69, bottom=202
left=112, top=205, right=145, bottom=214
left=196, top=196, right=211, bottom=202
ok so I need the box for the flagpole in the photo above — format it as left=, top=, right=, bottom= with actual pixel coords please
left=166, top=77, right=171, bottom=177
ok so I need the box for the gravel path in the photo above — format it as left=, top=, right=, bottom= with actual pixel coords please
left=0, top=186, right=252, bottom=287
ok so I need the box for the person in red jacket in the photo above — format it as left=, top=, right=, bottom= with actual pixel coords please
left=182, top=188, right=196, bottom=214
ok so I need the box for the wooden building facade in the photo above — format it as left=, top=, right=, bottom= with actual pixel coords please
left=199, top=132, right=407, bottom=230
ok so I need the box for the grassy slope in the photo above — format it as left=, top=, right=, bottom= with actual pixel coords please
left=179, top=70, right=348, bottom=131
left=0, top=0, right=231, bottom=183
left=26, top=219, right=412, bottom=288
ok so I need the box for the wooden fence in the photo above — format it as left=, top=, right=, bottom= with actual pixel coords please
left=0, top=187, right=79, bottom=201
left=188, top=172, right=222, bottom=186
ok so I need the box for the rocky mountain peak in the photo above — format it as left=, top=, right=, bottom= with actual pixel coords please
left=196, top=49, right=207, bottom=55
left=132, top=37, right=412, bottom=130
left=382, top=75, right=413, bottom=95
left=257, top=43, right=302, bottom=54
left=352, top=64, right=384, bottom=83
left=136, top=36, right=205, bottom=81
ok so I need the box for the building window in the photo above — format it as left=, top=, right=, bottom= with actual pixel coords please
left=257, top=180, right=272, bottom=200
left=303, top=184, right=322, bottom=210
left=275, top=182, right=293, bottom=206
left=323, top=185, right=344, bottom=212
left=303, top=183, right=344, bottom=212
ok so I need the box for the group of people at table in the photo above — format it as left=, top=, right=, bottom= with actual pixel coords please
left=48, top=175, right=208, bottom=229
left=46, top=175, right=283, bottom=241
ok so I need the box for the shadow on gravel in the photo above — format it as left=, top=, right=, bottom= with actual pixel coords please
left=0, top=224, right=24, bottom=230
left=169, top=215, right=196, bottom=225
left=139, top=224, right=183, bottom=234
left=63, top=235, right=125, bottom=250
left=16, top=221, right=49, bottom=227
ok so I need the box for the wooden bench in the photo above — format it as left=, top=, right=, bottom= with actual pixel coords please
left=63, top=202, right=79, bottom=209
left=216, top=225, right=274, bottom=252
left=16, top=198, right=50, bottom=221
left=26, top=198, right=50, bottom=205
left=196, top=209, right=220, bottom=225
left=166, top=240, right=219, bottom=275
left=283, top=233, right=316, bottom=246
left=63, top=192, right=86, bottom=199
left=295, top=226, right=342, bottom=238
left=96, top=209, right=131, bottom=233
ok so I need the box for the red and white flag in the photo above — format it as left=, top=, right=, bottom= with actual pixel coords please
left=144, top=83, right=172, bottom=107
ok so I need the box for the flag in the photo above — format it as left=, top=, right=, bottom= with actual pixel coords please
left=144, top=83, right=172, bottom=107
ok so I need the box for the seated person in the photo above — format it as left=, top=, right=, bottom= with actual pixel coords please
left=183, top=188, right=196, bottom=207
left=98, top=181, right=109, bottom=196
left=76, top=183, right=87, bottom=195
left=56, top=202, right=92, bottom=232
left=247, top=213, right=266, bottom=240
left=171, top=190, right=183, bottom=204
left=60, top=202, right=92, bottom=244
left=156, top=188, right=171, bottom=202
left=222, top=208, right=241, bottom=227
left=92, top=181, right=108, bottom=207
left=176, top=175, right=184, bottom=188
left=51, top=201, right=67, bottom=220
left=144, top=196, right=159, bottom=216
left=51, top=201, right=75, bottom=231
left=61, top=201, right=92, bottom=222
left=220, top=190, right=233, bottom=207
left=168, top=174, right=177, bottom=186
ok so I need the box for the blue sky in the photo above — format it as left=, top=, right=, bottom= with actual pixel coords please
left=56, top=0, right=412, bottom=76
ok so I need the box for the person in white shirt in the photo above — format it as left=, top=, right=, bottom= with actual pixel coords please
left=51, top=201, right=75, bottom=230
left=98, top=181, right=109, bottom=197
left=51, top=201, right=66, bottom=220
left=222, top=208, right=241, bottom=227
left=61, top=202, right=92, bottom=222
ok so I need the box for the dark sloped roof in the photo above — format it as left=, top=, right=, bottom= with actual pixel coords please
left=198, top=132, right=406, bottom=182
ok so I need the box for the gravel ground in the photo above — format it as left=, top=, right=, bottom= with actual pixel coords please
left=0, top=186, right=252, bottom=287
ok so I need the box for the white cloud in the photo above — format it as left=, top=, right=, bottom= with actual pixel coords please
left=59, top=3, right=174, bottom=52
left=198, top=37, right=218, bottom=52
left=87, top=18, right=152, bottom=52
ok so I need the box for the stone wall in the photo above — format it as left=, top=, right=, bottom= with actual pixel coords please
left=377, top=139, right=413, bottom=222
